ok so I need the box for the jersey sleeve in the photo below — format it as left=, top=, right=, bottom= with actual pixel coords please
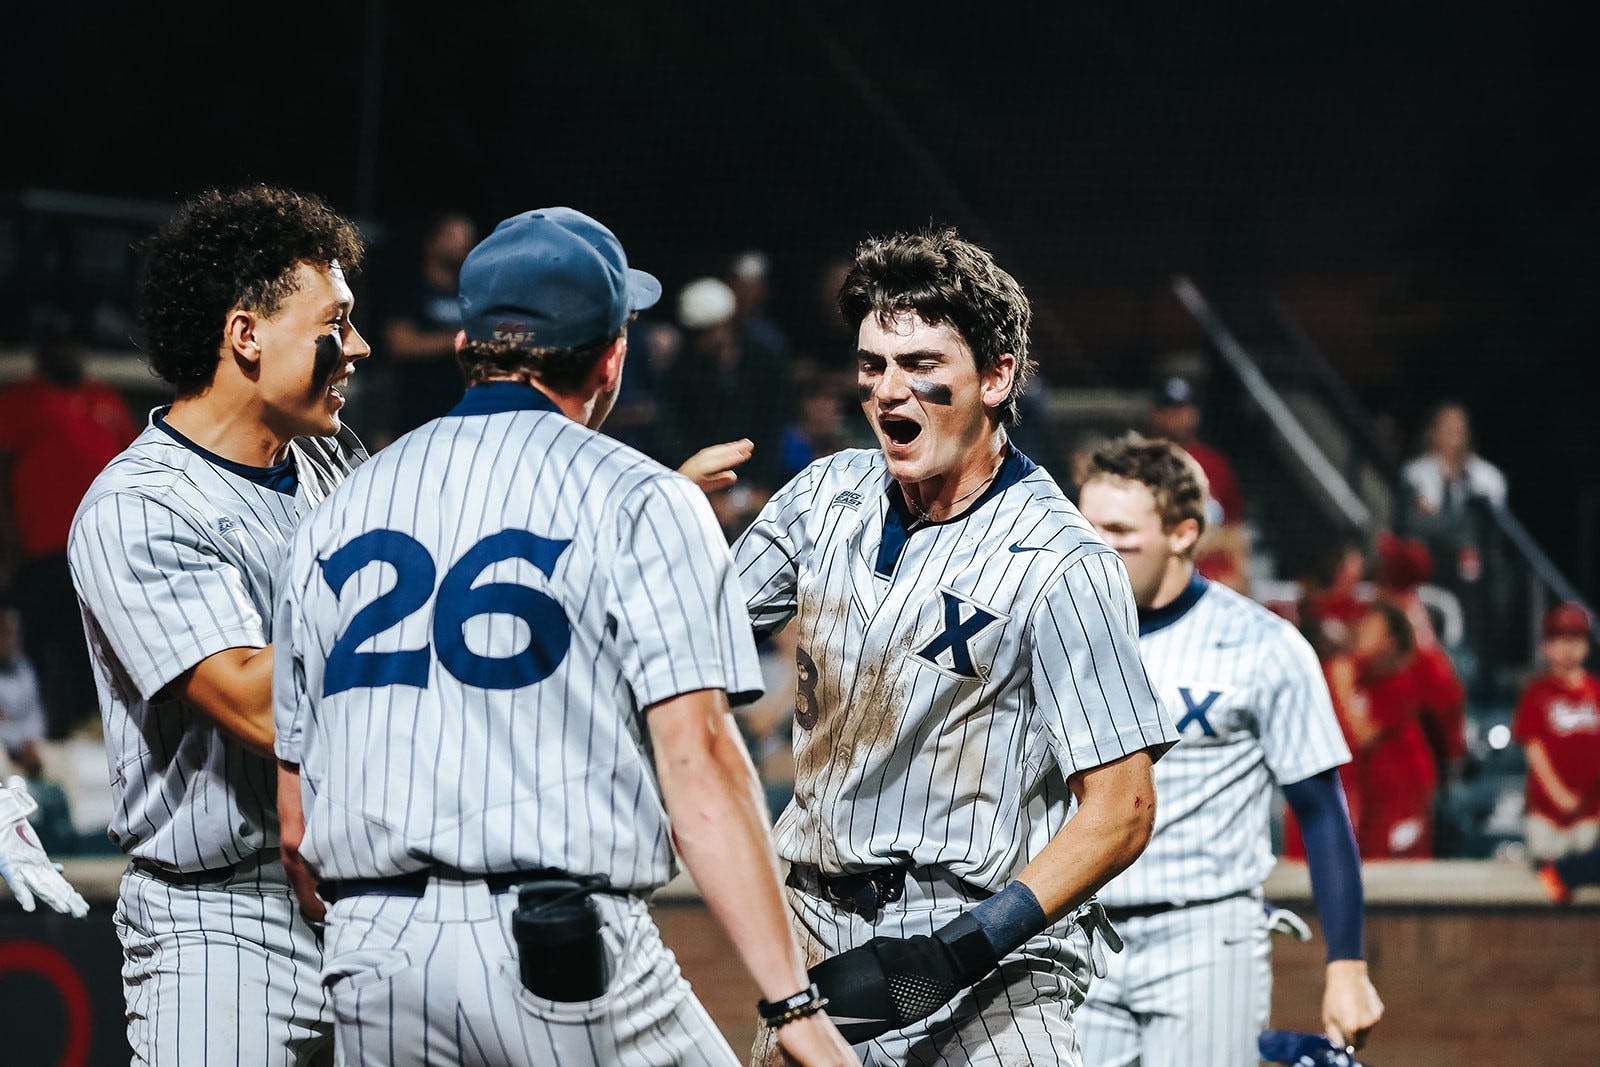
left=730, top=462, right=821, bottom=639
left=1257, top=620, right=1353, bottom=785
left=609, top=475, right=765, bottom=709
left=68, top=492, right=269, bottom=702
left=1030, top=549, right=1177, bottom=776
left=271, top=534, right=314, bottom=764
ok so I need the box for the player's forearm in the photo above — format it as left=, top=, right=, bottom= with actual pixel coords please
left=1284, top=770, right=1365, bottom=961
left=173, top=645, right=276, bottom=758
left=649, top=689, right=809, bottom=1001
left=275, top=761, right=326, bottom=922
left=1018, top=749, right=1157, bottom=921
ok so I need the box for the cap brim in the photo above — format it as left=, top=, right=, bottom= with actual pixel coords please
left=627, top=269, right=662, bottom=313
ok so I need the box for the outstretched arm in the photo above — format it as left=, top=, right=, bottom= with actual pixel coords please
left=1282, top=769, right=1383, bottom=1050
left=649, top=687, right=856, bottom=1066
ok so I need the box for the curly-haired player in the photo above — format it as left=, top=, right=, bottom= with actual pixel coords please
left=1075, top=433, right=1383, bottom=1065
left=68, top=184, right=370, bottom=1065
left=736, top=230, right=1177, bottom=1065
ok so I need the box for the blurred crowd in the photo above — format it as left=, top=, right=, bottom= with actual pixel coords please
left=1, top=215, right=1595, bottom=882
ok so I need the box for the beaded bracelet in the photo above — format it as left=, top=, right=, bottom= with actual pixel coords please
left=757, top=983, right=830, bottom=1028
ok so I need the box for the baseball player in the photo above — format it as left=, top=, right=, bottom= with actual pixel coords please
left=1074, top=434, right=1384, bottom=1065
left=733, top=229, right=1179, bottom=1065
left=272, top=207, right=856, bottom=1067
left=67, top=185, right=369, bottom=1065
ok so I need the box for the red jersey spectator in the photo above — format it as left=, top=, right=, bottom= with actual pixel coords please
left=1343, top=601, right=1436, bottom=859
left=0, top=335, right=136, bottom=738
left=1513, top=603, right=1600, bottom=862
left=1374, top=530, right=1467, bottom=776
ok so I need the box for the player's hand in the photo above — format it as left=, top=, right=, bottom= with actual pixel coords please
left=0, top=777, right=90, bottom=918
left=1322, top=958, right=1383, bottom=1051
left=774, top=1012, right=861, bottom=1066
left=678, top=439, right=753, bottom=493
left=808, top=913, right=998, bottom=1043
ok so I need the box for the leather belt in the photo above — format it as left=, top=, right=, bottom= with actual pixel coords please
left=131, top=851, right=274, bottom=886
left=786, top=863, right=911, bottom=917
left=1100, top=889, right=1254, bottom=923
left=320, top=866, right=628, bottom=904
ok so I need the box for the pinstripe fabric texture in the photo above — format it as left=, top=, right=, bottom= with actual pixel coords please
left=69, top=418, right=363, bottom=872
left=68, top=413, right=364, bottom=1066
left=274, top=383, right=762, bottom=1064
left=1079, top=578, right=1350, bottom=1066
left=732, top=447, right=1177, bottom=891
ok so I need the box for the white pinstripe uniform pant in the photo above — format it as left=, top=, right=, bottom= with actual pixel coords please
left=321, top=876, right=737, bottom=1067
left=755, top=868, right=1096, bottom=1067
left=1076, top=895, right=1271, bottom=1067
left=115, top=859, right=333, bottom=1066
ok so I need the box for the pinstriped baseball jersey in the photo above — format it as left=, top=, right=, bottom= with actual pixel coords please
left=732, top=446, right=1177, bottom=890
left=273, top=381, right=765, bottom=890
left=1097, top=575, right=1350, bottom=908
left=67, top=412, right=365, bottom=872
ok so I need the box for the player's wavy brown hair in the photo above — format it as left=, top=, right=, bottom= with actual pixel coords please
left=455, top=328, right=623, bottom=394
left=137, top=185, right=364, bottom=395
left=1086, top=432, right=1211, bottom=545
left=838, top=228, right=1034, bottom=426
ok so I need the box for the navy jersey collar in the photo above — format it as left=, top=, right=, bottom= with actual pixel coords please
left=154, top=409, right=299, bottom=496
left=875, top=445, right=1038, bottom=578
left=447, top=380, right=563, bottom=418
left=1138, top=571, right=1210, bottom=636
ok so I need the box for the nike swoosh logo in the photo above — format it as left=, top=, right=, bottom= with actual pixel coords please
left=826, top=1015, right=891, bottom=1026
left=1221, top=934, right=1254, bottom=945
left=1009, top=542, right=1051, bottom=553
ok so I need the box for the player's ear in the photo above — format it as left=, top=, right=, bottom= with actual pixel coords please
left=596, top=333, right=627, bottom=393
left=981, top=352, right=1015, bottom=411
left=1169, top=516, right=1202, bottom=557
left=224, top=309, right=261, bottom=369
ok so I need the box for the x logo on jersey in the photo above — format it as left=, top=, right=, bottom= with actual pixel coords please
left=1175, top=687, right=1223, bottom=738
left=915, top=590, right=1004, bottom=679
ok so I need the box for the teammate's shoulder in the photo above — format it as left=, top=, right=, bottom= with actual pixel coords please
left=76, top=426, right=189, bottom=506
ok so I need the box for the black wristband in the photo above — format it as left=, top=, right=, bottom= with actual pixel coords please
left=757, top=982, right=829, bottom=1028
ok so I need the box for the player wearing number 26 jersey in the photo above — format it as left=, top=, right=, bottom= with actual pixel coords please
left=273, top=208, right=856, bottom=1067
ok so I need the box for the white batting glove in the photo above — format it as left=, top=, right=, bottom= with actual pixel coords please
left=0, top=776, right=90, bottom=918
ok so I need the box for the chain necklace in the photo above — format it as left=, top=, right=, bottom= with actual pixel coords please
left=904, top=447, right=1007, bottom=526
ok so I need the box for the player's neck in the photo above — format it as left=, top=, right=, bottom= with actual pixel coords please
left=1147, top=560, right=1197, bottom=612
left=1550, top=664, right=1587, bottom=687
left=901, top=433, right=1008, bottom=524
left=166, top=390, right=292, bottom=467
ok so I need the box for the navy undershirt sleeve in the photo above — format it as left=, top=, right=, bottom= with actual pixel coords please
left=1282, top=769, right=1365, bottom=962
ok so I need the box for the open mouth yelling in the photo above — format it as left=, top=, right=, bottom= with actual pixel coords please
left=879, top=413, right=922, bottom=449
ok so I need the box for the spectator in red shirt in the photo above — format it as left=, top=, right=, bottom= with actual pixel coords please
left=0, top=334, right=137, bottom=738
left=1343, top=601, right=1437, bottom=858
left=1514, top=603, right=1600, bottom=865
left=1373, top=531, right=1467, bottom=781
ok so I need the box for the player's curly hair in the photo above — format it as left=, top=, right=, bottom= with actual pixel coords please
left=455, top=329, right=623, bottom=394
left=1086, top=433, right=1211, bottom=545
left=137, top=185, right=364, bottom=395
left=838, top=228, right=1034, bottom=426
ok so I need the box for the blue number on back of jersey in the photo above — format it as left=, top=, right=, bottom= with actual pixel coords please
left=320, top=529, right=573, bottom=696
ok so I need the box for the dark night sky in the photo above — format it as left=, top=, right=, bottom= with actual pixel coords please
left=4, top=1, right=1596, bottom=589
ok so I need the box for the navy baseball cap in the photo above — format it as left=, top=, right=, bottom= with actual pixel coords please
left=458, top=207, right=661, bottom=350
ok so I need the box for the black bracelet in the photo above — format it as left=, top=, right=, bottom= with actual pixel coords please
left=757, top=983, right=829, bottom=1028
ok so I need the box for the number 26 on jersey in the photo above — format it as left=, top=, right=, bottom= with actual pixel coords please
left=319, top=528, right=572, bottom=696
